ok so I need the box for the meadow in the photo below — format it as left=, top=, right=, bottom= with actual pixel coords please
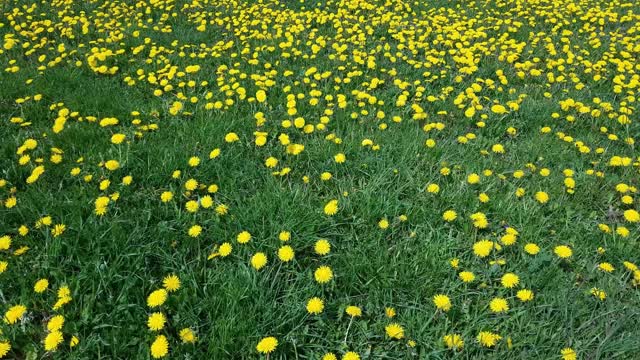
left=1, top=0, right=640, bottom=358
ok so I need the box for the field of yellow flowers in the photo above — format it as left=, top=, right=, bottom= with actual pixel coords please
left=1, top=0, right=640, bottom=358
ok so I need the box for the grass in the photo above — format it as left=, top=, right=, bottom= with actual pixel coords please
left=1, top=0, right=640, bottom=358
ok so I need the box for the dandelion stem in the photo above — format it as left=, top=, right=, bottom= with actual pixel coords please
left=344, top=316, right=354, bottom=345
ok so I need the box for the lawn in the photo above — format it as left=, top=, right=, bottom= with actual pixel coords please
left=1, top=0, right=640, bottom=358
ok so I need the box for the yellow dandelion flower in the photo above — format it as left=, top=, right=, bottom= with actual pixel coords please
left=4, top=305, right=26, bottom=324
left=516, top=289, right=534, bottom=302
left=561, top=348, right=577, bottom=360
left=256, top=336, right=278, bottom=354
left=147, top=289, right=168, bottom=308
left=34, top=279, right=49, bottom=293
left=345, top=306, right=362, bottom=317
left=385, top=323, right=404, bottom=339
left=477, top=331, right=501, bottom=347
left=324, top=199, right=339, bottom=216
left=443, top=333, right=464, bottom=350
left=342, top=351, right=360, bottom=360
left=277, top=245, right=295, bottom=262
left=489, top=297, right=509, bottom=313
left=554, top=245, right=572, bottom=259
left=44, top=331, right=64, bottom=351
left=0, top=341, right=11, bottom=357
left=314, top=266, right=333, bottom=284
left=237, top=231, right=252, bottom=244
left=162, top=274, right=181, bottom=292
left=314, top=239, right=331, bottom=255
left=147, top=312, right=166, bottom=331
left=306, top=297, right=324, bottom=314
left=251, top=252, right=268, bottom=270
left=433, top=294, right=451, bottom=312
left=501, top=273, right=520, bottom=288
left=47, top=315, right=65, bottom=332
left=150, top=335, right=169, bottom=358
left=179, top=328, right=197, bottom=344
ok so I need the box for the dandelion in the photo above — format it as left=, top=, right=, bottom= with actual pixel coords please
left=524, top=243, right=540, bottom=255
left=0, top=236, right=11, bottom=251
left=237, top=231, right=251, bottom=244
left=277, top=245, right=294, bottom=262
left=219, top=242, right=233, bottom=257
left=188, top=156, right=200, bottom=167
left=314, top=239, right=331, bottom=255
left=500, top=233, right=517, bottom=246
left=160, top=191, right=173, bottom=202
left=215, top=204, right=229, bottom=215
left=44, top=331, right=64, bottom=351
left=278, top=231, right=291, bottom=241
left=184, top=179, right=198, bottom=191
left=104, top=160, right=120, bottom=171
left=188, top=225, right=202, bottom=238
left=34, top=279, right=49, bottom=293
left=306, top=297, right=324, bottom=314
left=385, top=307, right=396, bottom=318
left=443, top=333, right=464, bottom=350
left=433, top=294, right=451, bottom=311
left=470, top=212, right=488, bottom=228
left=111, top=133, right=126, bottom=144
left=147, top=289, right=168, bottom=308
left=342, top=351, right=360, bottom=360
left=209, top=148, right=221, bottom=159
left=459, top=271, right=475, bottom=283
left=47, top=315, right=65, bottom=332
left=590, top=287, right=606, bottom=300
left=251, top=253, right=267, bottom=270
left=477, top=331, right=501, bottom=347
left=598, top=262, right=614, bottom=273
left=501, top=273, right=520, bottom=288
left=345, top=306, right=362, bottom=317
left=256, top=336, right=278, bottom=354
left=561, top=348, right=577, bottom=360
left=623, top=209, right=640, bottom=222
left=201, top=195, right=213, bottom=208
left=442, top=210, right=457, bottom=222
left=150, top=335, right=169, bottom=358
left=324, top=199, right=339, bottom=216
left=147, top=312, right=166, bottom=331
left=179, top=328, right=197, bottom=344
left=535, top=191, right=549, bottom=204
left=51, top=224, right=66, bottom=237
left=554, top=245, right=572, bottom=259
left=162, top=274, right=181, bottom=292
left=185, top=200, right=199, bottom=212
left=516, top=289, right=535, bottom=302
left=265, top=157, right=278, bottom=168
left=224, top=132, right=239, bottom=143
left=489, top=297, right=509, bottom=313
left=4, top=197, right=16, bottom=209
left=323, top=353, right=338, bottom=360
left=473, top=240, right=494, bottom=258
left=385, top=323, right=404, bottom=339
left=4, top=305, right=26, bottom=324
left=0, top=341, right=11, bottom=357
left=256, top=90, right=267, bottom=103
